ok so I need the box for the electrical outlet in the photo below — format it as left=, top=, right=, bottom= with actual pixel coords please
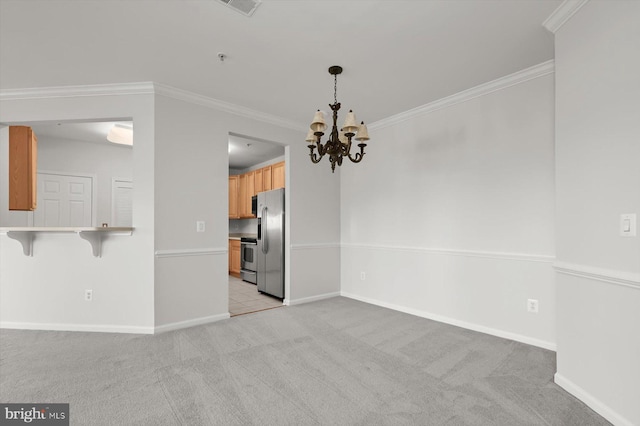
left=85, top=289, right=93, bottom=302
left=527, top=299, right=538, bottom=313
left=196, top=221, right=205, bottom=232
left=360, top=272, right=366, bottom=281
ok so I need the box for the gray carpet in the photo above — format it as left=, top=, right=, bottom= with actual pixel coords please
left=1, top=297, right=609, bottom=425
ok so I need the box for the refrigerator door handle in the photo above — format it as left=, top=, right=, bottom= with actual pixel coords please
left=261, top=207, right=268, bottom=254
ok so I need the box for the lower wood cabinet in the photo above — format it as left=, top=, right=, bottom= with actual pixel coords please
left=229, top=239, right=241, bottom=277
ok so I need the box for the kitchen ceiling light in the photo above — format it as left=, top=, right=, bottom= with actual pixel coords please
left=306, top=65, right=369, bottom=173
left=107, top=124, right=133, bottom=146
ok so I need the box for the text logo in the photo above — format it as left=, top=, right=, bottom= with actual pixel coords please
left=0, top=404, right=68, bottom=425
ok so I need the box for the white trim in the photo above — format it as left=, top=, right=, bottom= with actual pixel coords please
left=154, top=247, right=227, bottom=258
left=0, top=321, right=153, bottom=334
left=369, top=60, right=555, bottom=131
left=342, top=243, right=554, bottom=264
left=283, top=291, right=341, bottom=306
left=554, top=261, right=640, bottom=290
left=290, top=243, right=341, bottom=250
left=154, top=313, right=230, bottom=334
left=153, top=83, right=306, bottom=131
left=0, top=82, right=306, bottom=132
left=554, top=373, right=633, bottom=426
left=341, top=292, right=556, bottom=351
left=0, top=82, right=155, bottom=100
left=543, top=0, right=590, bottom=34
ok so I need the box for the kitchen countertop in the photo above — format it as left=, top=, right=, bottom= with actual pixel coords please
left=229, top=233, right=257, bottom=240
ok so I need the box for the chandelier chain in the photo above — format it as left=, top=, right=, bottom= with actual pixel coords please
left=334, top=73, right=338, bottom=104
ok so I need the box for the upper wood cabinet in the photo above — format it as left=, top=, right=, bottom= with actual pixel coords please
left=254, top=168, right=263, bottom=194
left=247, top=170, right=256, bottom=198
left=229, top=160, right=285, bottom=219
left=263, top=165, right=272, bottom=192
left=272, top=161, right=285, bottom=189
left=9, top=126, right=38, bottom=211
left=228, top=175, right=239, bottom=219
left=238, top=173, right=248, bottom=217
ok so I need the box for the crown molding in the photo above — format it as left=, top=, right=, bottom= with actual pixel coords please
left=542, top=0, right=590, bottom=34
left=369, top=60, right=555, bottom=131
left=152, top=83, right=306, bottom=132
left=0, top=82, right=155, bottom=100
left=0, top=81, right=306, bottom=132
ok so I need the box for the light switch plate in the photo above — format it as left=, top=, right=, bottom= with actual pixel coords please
left=196, top=221, right=205, bottom=233
left=620, top=214, right=636, bottom=237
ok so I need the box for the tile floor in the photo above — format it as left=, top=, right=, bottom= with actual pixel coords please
left=229, top=275, right=283, bottom=316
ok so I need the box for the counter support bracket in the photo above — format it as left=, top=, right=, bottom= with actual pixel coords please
left=0, top=227, right=133, bottom=257
left=78, top=231, right=103, bottom=258
left=6, top=231, right=34, bottom=256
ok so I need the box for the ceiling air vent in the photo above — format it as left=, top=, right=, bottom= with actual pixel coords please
left=217, top=0, right=261, bottom=17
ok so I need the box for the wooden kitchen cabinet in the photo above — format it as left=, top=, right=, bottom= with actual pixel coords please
left=8, top=126, right=37, bottom=211
left=228, top=160, right=285, bottom=219
left=247, top=170, right=256, bottom=198
left=238, top=173, right=248, bottom=217
left=262, top=165, right=272, bottom=191
left=229, top=239, right=241, bottom=277
left=254, top=168, right=263, bottom=194
left=272, top=161, right=285, bottom=189
left=228, top=175, right=239, bottom=218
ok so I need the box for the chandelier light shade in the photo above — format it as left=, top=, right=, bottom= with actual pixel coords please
left=307, top=66, right=369, bottom=172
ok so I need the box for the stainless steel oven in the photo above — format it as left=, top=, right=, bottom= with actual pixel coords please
left=240, top=237, right=257, bottom=284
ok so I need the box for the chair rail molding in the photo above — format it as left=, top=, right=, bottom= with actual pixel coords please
left=154, top=247, right=227, bottom=258
left=554, top=261, right=640, bottom=290
left=342, top=243, right=555, bottom=264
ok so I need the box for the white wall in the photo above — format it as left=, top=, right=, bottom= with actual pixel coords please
left=0, top=91, right=156, bottom=333
left=38, top=136, right=132, bottom=226
left=0, top=83, right=343, bottom=334
left=341, top=71, right=556, bottom=349
left=153, top=89, right=342, bottom=327
left=553, top=2, right=640, bottom=425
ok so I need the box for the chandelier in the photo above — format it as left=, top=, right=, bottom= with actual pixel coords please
left=305, top=66, right=370, bottom=173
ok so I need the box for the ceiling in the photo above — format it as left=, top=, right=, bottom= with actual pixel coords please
left=0, top=0, right=560, bottom=141
left=28, top=120, right=132, bottom=147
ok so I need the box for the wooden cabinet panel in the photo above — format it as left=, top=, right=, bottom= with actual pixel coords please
left=263, top=165, right=272, bottom=191
left=254, top=168, right=263, bottom=194
left=228, top=175, right=239, bottom=218
left=229, top=239, right=241, bottom=277
left=238, top=173, right=248, bottom=217
left=272, top=161, right=285, bottom=189
left=247, top=171, right=255, bottom=198
left=9, top=126, right=37, bottom=211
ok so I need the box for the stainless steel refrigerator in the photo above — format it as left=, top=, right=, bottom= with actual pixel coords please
left=257, top=188, right=285, bottom=299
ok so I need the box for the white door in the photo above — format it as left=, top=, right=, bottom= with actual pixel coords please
left=33, top=173, right=93, bottom=227
left=111, top=178, right=133, bottom=227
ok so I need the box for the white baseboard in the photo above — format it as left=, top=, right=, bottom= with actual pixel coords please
left=283, top=291, right=341, bottom=306
left=554, top=373, right=633, bottom=426
left=0, top=321, right=154, bottom=334
left=154, top=313, right=230, bottom=333
left=341, top=292, right=557, bottom=351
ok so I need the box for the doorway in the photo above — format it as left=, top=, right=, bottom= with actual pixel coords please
left=228, top=133, right=287, bottom=317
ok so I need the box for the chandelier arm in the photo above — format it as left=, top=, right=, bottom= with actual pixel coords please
left=347, top=143, right=367, bottom=163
